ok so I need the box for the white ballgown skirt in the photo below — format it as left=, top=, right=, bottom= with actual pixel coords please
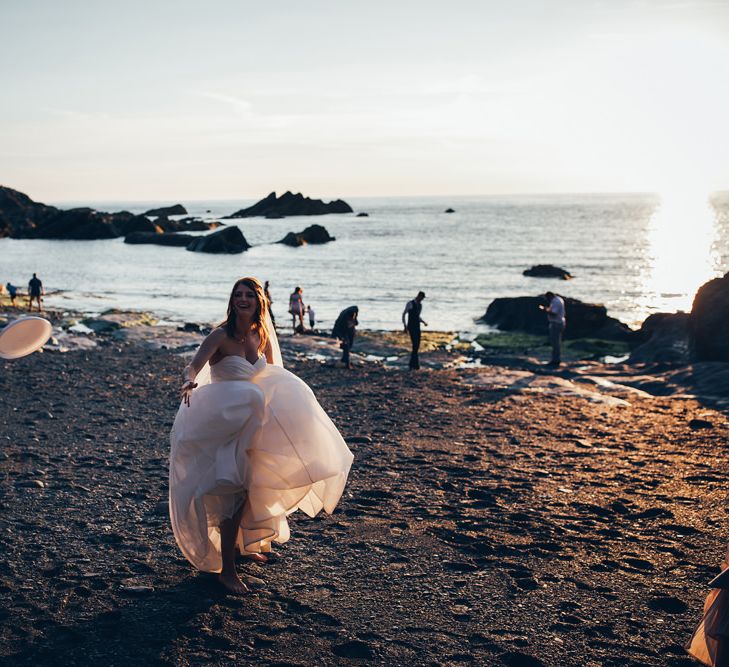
left=169, top=355, right=354, bottom=573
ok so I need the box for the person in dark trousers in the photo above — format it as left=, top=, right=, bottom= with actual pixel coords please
left=332, top=306, right=358, bottom=369
left=402, top=291, right=427, bottom=370
left=539, top=291, right=566, bottom=367
left=5, top=282, right=18, bottom=307
left=264, top=280, right=275, bottom=327
left=27, top=273, right=44, bottom=312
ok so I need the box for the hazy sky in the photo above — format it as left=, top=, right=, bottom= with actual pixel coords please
left=1, top=0, right=728, bottom=201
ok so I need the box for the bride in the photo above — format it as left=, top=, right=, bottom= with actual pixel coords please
left=169, top=277, right=354, bottom=594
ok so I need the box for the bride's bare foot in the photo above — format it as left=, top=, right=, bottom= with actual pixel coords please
left=247, top=552, right=268, bottom=563
left=218, top=571, right=249, bottom=595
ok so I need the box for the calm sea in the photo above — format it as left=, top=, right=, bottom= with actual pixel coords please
left=2, top=193, right=728, bottom=333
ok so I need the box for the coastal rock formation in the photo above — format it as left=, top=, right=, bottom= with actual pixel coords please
left=186, top=226, right=250, bottom=254
left=523, top=264, right=573, bottom=280
left=0, top=185, right=57, bottom=237
left=478, top=295, right=634, bottom=341
left=124, top=232, right=195, bottom=246
left=628, top=312, right=690, bottom=364
left=277, top=224, right=335, bottom=247
left=144, top=204, right=187, bottom=217
left=690, top=271, right=729, bottom=361
left=444, top=208, right=455, bottom=213
left=356, top=212, right=369, bottom=217
left=226, top=191, right=353, bottom=218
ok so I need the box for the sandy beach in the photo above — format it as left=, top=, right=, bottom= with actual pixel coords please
left=0, top=313, right=727, bottom=666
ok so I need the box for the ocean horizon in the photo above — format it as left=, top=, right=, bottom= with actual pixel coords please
left=3, top=192, right=728, bottom=333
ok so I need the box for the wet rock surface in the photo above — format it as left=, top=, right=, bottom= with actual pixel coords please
left=0, top=345, right=726, bottom=665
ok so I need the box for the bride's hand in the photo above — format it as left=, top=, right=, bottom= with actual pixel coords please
left=181, top=380, right=197, bottom=407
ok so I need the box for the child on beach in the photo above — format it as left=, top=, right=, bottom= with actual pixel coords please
left=307, top=305, right=316, bottom=330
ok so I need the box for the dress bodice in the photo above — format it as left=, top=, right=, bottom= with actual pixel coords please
left=210, top=355, right=266, bottom=382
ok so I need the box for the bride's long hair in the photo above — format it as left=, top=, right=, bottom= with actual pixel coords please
left=222, top=277, right=269, bottom=355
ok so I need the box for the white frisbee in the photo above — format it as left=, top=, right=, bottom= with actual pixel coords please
left=0, top=317, right=53, bottom=359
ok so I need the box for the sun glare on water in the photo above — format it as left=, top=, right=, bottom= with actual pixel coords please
left=638, top=188, right=719, bottom=317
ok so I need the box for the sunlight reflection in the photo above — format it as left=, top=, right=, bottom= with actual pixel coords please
left=638, top=191, right=719, bottom=317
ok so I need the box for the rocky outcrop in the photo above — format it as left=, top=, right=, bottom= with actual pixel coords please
left=628, top=313, right=690, bottom=364
left=444, top=208, right=455, bottom=214
left=277, top=224, right=335, bottom=247
left=478, top=295, right=634, bottom=341
left=124, top=232, right=195, bottom=246
left=0, top=186, right=57, bottom=237
left=144, top=204, right=187, bottom=217
left=226, top=191, right=353, bottom=218
left=690, top=271, right=729, bottom=361
left=523, top=265, right=573, bottom=280
left=186, top=226, right=250, bottom=254
left=356, top=212, right=369, bottom=218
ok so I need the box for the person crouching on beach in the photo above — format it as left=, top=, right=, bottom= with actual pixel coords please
left=332, top=306, right=358, bottom=369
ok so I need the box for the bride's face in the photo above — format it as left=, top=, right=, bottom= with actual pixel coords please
left=233, top=284, right=259, bottom=318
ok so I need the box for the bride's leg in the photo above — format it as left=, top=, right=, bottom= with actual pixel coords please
left=218, top=503, right=248, bottom=594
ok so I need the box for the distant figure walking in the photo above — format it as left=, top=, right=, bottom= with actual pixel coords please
left=540, top=291, right=566, bottom=367
left=264, top=280, right=275, bottom=327
left=5, top=282, right=18, bottom=307
left=307, top=305, right=316, bottom=330
left=332, top=306, right=358, bottom=369
left=288, top=286, right=305, bottom=334
left=402, top=291, right=427, bottom=370
left=27, top=273, right=44, bottom=312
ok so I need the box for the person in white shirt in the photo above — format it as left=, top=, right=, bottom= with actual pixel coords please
left=541, top=291, right=566, bottom=367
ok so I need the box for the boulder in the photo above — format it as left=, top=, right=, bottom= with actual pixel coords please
left=186, top=226, right=250, bottom=254
left=226, top=191, right=353, bottom=218
left=690, top=271, right=729, bottom=361
left=478, top=295, right=634, bottom=341
left=523, top=264, right=573, bottom=280
left=444, top=208, right=455, bottom=213
left=356, top=212, right=369, bottom=217
left=124, top=232, right=195, bottom=246
left=115, top=214, right=160, bottom=235
left=628, top=312, right=690, bottom=364
left=144, top=204, right=187, bottom=217
left=277, top=224, right=335, bottom=247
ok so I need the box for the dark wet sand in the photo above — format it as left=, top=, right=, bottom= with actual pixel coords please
left=0, top=346, right=727, bottom=666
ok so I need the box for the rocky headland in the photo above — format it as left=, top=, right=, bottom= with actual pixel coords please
left=225, top=191, right=353, bottom=219
left=0, top=186, right=217, bottom=240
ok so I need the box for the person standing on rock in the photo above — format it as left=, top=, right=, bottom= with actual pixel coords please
left=540, top=291, right=566, bottom=367
left=27, top=273, right=44, bottom=312
left=402, top=291, right=427, bottom=370
left=332, top=306, right=358, bottom=368
left=288, top=286, right=305, bottom=334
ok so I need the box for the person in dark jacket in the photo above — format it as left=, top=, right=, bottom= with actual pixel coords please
left=402, top=291, right=427, bottom=370
left=332, top=306, right=358, bottom=369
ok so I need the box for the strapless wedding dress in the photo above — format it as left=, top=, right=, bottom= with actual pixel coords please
left=169, top=355, right=353, bottom=573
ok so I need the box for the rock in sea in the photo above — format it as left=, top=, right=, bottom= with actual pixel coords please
left=277, top=224, right=335, bottom=247
left=523, top=264, right=573, bottom=280
left=186, top=226, right=251, bottom=254
left=225, top=191, right=353, bottom=218
left=143, top=203, right=187, bottom=217
left=478, top=295, right=633, bottom=341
